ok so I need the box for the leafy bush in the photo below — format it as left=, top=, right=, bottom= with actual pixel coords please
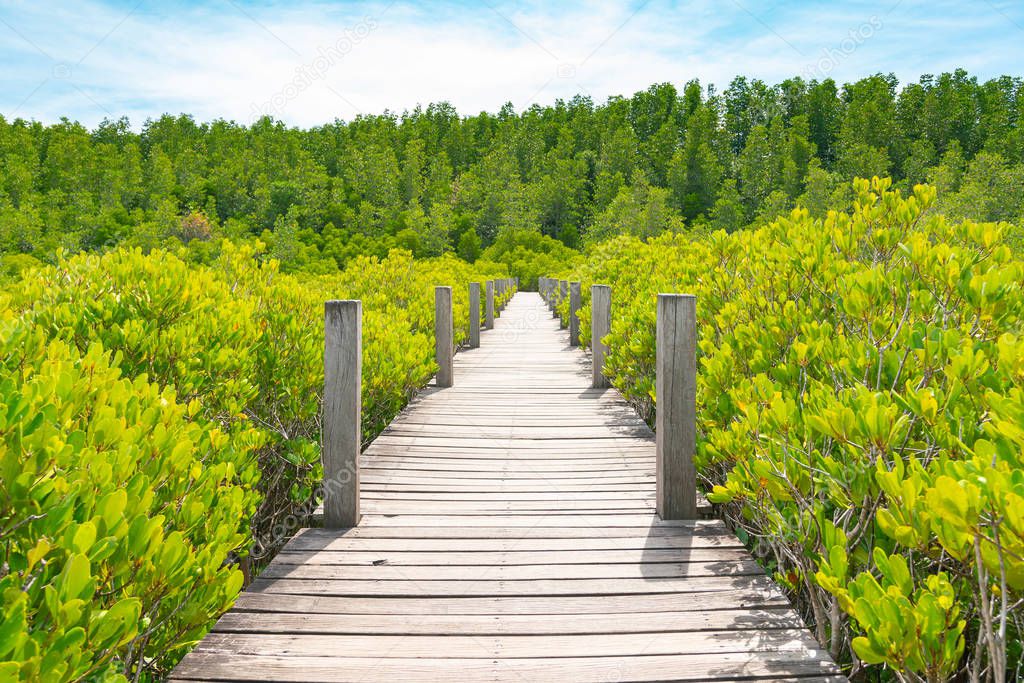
left=2, top=242, right=509, bottom=679
left=564, top=178, right=1024, bottom=680
left=0, top=319, right=261, bottom=680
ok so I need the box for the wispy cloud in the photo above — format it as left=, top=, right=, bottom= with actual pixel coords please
left=1, top=0, right=1022, bottom=127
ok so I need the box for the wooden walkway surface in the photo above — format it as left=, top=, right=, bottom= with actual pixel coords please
left=173, top=292, right=842, bottom=682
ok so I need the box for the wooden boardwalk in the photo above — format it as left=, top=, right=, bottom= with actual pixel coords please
left=173, top=292, right=842, bottom=682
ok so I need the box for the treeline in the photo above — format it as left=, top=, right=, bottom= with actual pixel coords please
left=1, top=68, right=1022, bottom=274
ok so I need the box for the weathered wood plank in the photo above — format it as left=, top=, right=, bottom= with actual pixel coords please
left=270, top=548, right=751, bottom=565
left=247, top=574, right=784, bottom=597
left=230, top=588, right=789, bottom=615
left=174, top=651, right=841, bottom=682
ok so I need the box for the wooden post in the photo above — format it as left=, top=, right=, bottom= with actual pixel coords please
left=656, top=294, right=698, bottom=520
left=469, top=282, right=481, bottom=349
left=485, top=280, right=495, bottom=329
left=569, top=281, right=581, bottom=347
left=323, top=300, right=361, bottom=528
left=435, top=286, right=453, bottom=388
left=591, top=285, right=611, bottom=389
left=559, top=280, right=568, bottom=327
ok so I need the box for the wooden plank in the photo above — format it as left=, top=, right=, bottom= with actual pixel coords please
left=257, top=558, right=763, bottom=581
left=354, top=514, right=704, bottom=527
left=282, top=532, right=742, bottom=553
left=211, top=610, right=807, bottom=636
left=231, top=588, right=790, bottom=615
left=195, top=626, right=827, bottom=659
left=173, top=651, right=841, bottom=682
left=283, top=522, right=728, bottom=539
left=248, top=574, right=783, bottom=597
left=358, top=490, right=656, bottom=500
left=270, top=548, right=751, bottom=566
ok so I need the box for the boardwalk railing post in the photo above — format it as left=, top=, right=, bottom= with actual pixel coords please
left=435, top=286, right=453, bottom=388
left=569, top=281, right=581, bottom=347
left=485, top=280, right=495, bottom=329
left=469, top=282, right=481, bottom=349
left=323, top=299, right=361, bottom=528
left=656, top=293, right=698, bottom=520
left=591, top=284, right=611, bottom=389
left=558, top=280, right=568, bottom=327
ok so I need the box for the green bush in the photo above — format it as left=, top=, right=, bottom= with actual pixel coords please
left=0, top=319, right=260, bottom=680
left=565, top=178, right=1024, bottom=680
left=2, top=242, right=509, bottom=679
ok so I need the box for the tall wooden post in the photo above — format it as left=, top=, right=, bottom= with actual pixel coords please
left=469, top=282, right=481, bottom=349
left=569, top=281, right=581, bottom=347
left=656, top=294, right=697, bottom=520
left=591, top=285, right=611, bottom=389
left=435, top=286, right=453, bottom=388
left=558, top=280, right=568, bottom=326
left=485, top=280, right=495, bottom=329
left=323, top=300, right=361, bottom=528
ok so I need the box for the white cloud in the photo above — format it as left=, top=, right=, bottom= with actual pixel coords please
left=0, top=0, right=1022, bottom=127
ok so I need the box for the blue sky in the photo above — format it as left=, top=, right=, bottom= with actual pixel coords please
left=2, top=0, right=1023, bottom=128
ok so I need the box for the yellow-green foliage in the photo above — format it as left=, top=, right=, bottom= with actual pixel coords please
left=0, top=321, right=260, bottom=681
left=566, top=178, right=1024, bottom=680
left=1, top=243, right=508, bottom=680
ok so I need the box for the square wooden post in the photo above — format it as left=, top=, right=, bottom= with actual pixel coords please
left=485, top=280, right=495, bottom=329
left=656, top=293, right=698, bottom=520
left=323, top=300, right=361, bottom=528
left=569, top=281, right=581, bottom=347
left=435, top=286, right=453, bottom=388
left=591, top=284, right=611, bottom=389
left=469, top=282, right=481, bottom=349
left=558, top=280, right=568, bottom=327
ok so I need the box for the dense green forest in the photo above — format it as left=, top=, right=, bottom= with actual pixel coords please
left=2, top=68, right=1022, bottom=279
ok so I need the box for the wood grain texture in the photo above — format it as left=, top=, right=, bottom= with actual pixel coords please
left=468, top=281, right=480, bottom=348
left=322, top=300, right=361, bottom=528
left=591, top=284, right=611, bottom=389
left=175, top=292, right=841, bottom=682
left=485, top=280, right=495, bottom=329
left=434, top=286, right=453, bottom=388
left=569, top=280, right=581, bottom=346
left=656, top=293, right=698, bottom=519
